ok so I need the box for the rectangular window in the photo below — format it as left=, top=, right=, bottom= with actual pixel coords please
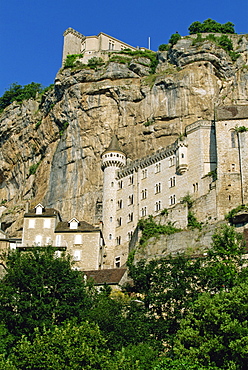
left=43, top=218, right=51, bottom=228
left=74, top=234, right=82, bottom=244
left=128, top=231, right=133, bottom=241
left=116, top=236, right=121, bottom=246
left=141, top=189, right=147, bottom=200
left=155, top=163, right=161, bottom=173
left=35, top=235, right=42, bottom=246
left=56, top=235, right=61, bottom=246
left=141, top=207, right=147, bottom=217
left=128, top=194, right=134, bottom=205
left=169, top=195, right=176, bottom=205
left=73, top=250, right=81, bottom=261
left=169, top=177, right=176, bottom=188
left=155, top=201, right=161, bottom=212
left=28, top=219, right=35, bottom=228
left=128, top=213, right=133, bottom=222
left=155, top=183, right=161, bottom=194
left=115, top=256, right=121, bottom=268
left=142, top=169, right=147, bottom=179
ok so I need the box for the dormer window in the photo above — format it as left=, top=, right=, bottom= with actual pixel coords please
left=35, top=203, right=44, bottom=215
left=69, top=218, right=79, bottom=230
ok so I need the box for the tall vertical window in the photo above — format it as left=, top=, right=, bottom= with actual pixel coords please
left=155, top=201, right=161, bottom=212
left=128, top=194, right=134, bottom=205
left=116, top=236, right=121, bottom=245
left=141, top=207, right=147, bottom=217
left=170, top=195, right=176, bottom=205
left=115, top=256, right=121, bottom=268
left=169, top=177, right=176, bottom=187
left=141, top=189, right=147, bottom=199
left=142, top=169, right=147, bottom=179
left=231, top=130, right=237, bottom=148
left=155, top=163, right=161, bottom=173
left=155, top=183, right=161, bottom=193
left=128, top=213, right=133, bottom=222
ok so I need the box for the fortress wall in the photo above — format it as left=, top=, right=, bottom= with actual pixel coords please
left=62, top=32, right=82, bottom=65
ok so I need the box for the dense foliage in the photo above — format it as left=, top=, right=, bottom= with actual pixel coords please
left=188, top=19, right=235, bottom=34
left=0, top=82, right=48, bottom=113
left=0, top=225, right=247, bottom=369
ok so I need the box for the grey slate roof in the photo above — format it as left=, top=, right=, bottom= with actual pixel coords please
left=24, top=208, right=60, bottom=218
left=102, top=135, right=124, bottom=155
left=55, top=220, right=100, bottom=233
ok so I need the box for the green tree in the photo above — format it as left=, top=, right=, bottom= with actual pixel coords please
left=158, top=44, right=169, bottom=51
left=173, top=283, right=248, bottom=369
left=188, top=19, right=235, bottom=34
left=0, top=248, right=94, bottom=340
left=200, top=224, right=245, bottom=292
left=168, top=33, right=181, bottom=46
left=10, top=321, right=113, bottom=370
left=0, top=82, right=44, bottom=112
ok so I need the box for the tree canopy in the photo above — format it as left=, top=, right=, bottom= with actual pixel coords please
left=0, top=225, right=247, bottom=369
left=188, top=19, right=235, bottom=34
left=0, top=248, right=94, bottom=339
left=0, top=82, right=49, bottom=113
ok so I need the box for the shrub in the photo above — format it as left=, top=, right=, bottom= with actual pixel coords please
left=87, top=57, right=105, bottom=69
left=138, top=216, right=180, bottom=245
left=168, top=33, right=181, bottom=46
left=29, top=162, right=40, bottom=176
left=158, top=44, right=169, bottom=51
left=0, top=83, right=44, bottom=113
left=63, top=54, right=83, bottom=68
left=187, top=211, right=202, bottom=230
left=188, top=19, right=235, bottom=34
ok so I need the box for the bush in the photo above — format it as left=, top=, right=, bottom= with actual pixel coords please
left=29, top=162, right=40, bottom=175
left=63, top=54, right=83, bottom=68
left=138, top=216, right=180, bottom=245
left=158, top=44, right=169, bottom=51
left=0, top=83, right=44, bottom=113
left=188, top=19, right=235, bottom=34
left=87, top=57, right=105, bottom=69
left=168, top=33, right=181, bottom=46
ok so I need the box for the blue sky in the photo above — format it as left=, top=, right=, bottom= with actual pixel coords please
left=0, top=0, right=247, bottom=96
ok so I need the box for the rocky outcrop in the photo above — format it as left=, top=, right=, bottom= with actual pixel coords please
left=0, top=34, right=248, bottom=237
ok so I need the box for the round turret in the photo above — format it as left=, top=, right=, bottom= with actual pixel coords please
left=101, top=136, right=126, bottom=267
left=101, top=135, right=126, bottom=169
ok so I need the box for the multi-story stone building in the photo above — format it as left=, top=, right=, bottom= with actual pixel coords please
left=101, top=106, right=248, bottom=268
left=21, top=203, right=104, bottom=271
left=62, top=28, right=139, bottom=66
left=5, top=106, right=248, bottom=272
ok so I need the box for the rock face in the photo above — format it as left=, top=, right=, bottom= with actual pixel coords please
left=0, top=34, right=248, bottom=237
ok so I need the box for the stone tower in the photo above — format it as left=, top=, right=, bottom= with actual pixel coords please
left=101, top=135, right=126, bottom=268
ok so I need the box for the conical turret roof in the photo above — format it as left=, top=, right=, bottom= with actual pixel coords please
left=102, top=135, right=125, bottom=155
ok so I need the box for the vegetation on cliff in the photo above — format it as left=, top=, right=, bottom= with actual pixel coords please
left=188, top=19, right=235, bottom=35
left=0, top=82, right=53, bottom=113
left=0, top=225, right=247, bottom=369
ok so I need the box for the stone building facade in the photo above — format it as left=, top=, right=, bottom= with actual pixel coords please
left=101, top=106, right=248, bottom=268
left=21, top=203, right=104, bottom=271
left=62, top=28, right=138, bottom=65
left=4, top=106, right=248, bottom=272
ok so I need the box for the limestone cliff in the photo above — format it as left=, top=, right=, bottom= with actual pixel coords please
left=0, top=34, right=248, bottom=237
